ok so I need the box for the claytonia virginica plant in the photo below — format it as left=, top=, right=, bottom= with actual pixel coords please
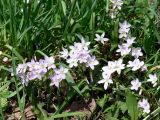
left=16, top=56, right=68, bottom=87
left=119, top=21, right=131, bottom=39
left=60, top=38, right=99, bottom=70
left=127, top=59, right=144, bottom=71
left=138, top=99, right=150, bottom=114
left=116, top=44, right=131, bottom=56
left=95, top=32, right=109, bottom=44
left=98, top=59, right=125, bottom=90
left=130, top=78, right=141, bottom=91
left=1, top=0, right=160, bottom=119
left=95, top=20, right=158, bottom=116
left=131, top=47, right=143, bottom=58
left=50, top=66, right=68, bottom=87
left=147, top=74, right=158, bottom=87
left=109, top=0, right=123, bottom=19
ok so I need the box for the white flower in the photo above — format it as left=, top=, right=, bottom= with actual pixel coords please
left=50, top=74, right=62, bottom=87
left=116, top=44, right=131, bottom=56
left=102, top=59, right=125, bottom=76
left=16, top=63, right=27, bottom=76
left=86, top=56, right=99, bottom=70
left=27, top=71, right=42, bottom=80
left=54, top=66, right=68, bottom=79
left=44, top=56, right=55, bottom=69
left=138, top=99, right=150, bottom=113
left=99, top=59, right=125, bottom=90
left=27, top=59, right=40, bottom=71
left=0, top=51, right=2, bottom=55
left=67, top=57, right=78, bottom=68
left=147, top=74, right=158, bottom=87
left=119, top=21, right=131, bottom=38
left=110, top=0, right=123, bottom=10
left=38, top=59, right=48, bottom=73
left=95, top=32, right=109, bottom=44
left=113, top=59, right=125, bottom=74
left=3, top=57, right=9, bottom=62
left=110, top=10, right=118, bottom=19
left=50, top=66, right=68, bottom=87
left=141, top=65, right=148, bottom=71
left=102, top=72, right=111, bottom=80
left=123, top=37, right=136, bottom=47
left=131, top=47, right=143, bottom=58
left=98, top=77, right=113, bottom=90
left=127, top=59, right=144, bottom=71
left=77, top=50, right=90, bottom=63
left=60, top=48, right=69, bottom=59
left=73, top=37, right=90, bottom=51
left=102, top=65, right=115, bottom=78
left=130, top=78, right=141, bottom=91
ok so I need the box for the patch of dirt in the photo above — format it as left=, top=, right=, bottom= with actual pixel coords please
left=6, top=103, right=35, bottom=120
left=65, top=99, right=96, bottom=119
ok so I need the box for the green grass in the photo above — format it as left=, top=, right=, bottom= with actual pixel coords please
left=0, top=0, right=160, bottom=120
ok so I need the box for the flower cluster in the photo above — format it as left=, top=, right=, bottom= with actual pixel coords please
left=98, top=21, right=145, bottom=90
left=96, top=20, right=159, bottom=114
left=60, top=38, right=99, bottom=70
left=98, top=59, right=125, bottom=90
left=50, top=66, right=68, bottom=87
left=117, top=21, right=145, bottom=71
left=16, top=56, right=68, bottom=87
left=109, top=0, right=123, bottom=19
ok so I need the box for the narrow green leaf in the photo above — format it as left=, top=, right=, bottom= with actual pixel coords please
left=126, top=91, right=138, bottom=120
left=61, top=0, right=66, bottom=16
left=5, top=45, right=24, bottom=62
left=49, top=112, right=84, bottom=119
left=65, top=72, right=83, bottom=96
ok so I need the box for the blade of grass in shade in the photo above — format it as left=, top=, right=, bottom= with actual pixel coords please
left=11, top=50, right=26, bottom=120
left=111, top=18, right=119, bottom=51
left=105, top=0, right=110, bottom=13
left=37, top=103, right=48, bottom=119
left=35, top=50, right=47, bottom=56
left=17, top=26, right=32, bottom=46
left=7, top=85, right=23, bottom=98
left=65, top=72, right=83, bottom=96
left=59, top=63, right=83, bottom=96
left=60, top=0, right=66, bottom=16
left=0, top=104, right=5, bottom=120
left=63, top=0, right=76, bottom=38
left=143, top=107, right=160, bottom=120
left=5, top=45, right=24, bottom=62
left=0, top=82, right=10, bottom=92
left=0, top=92, right=5, bottom=120
left=89, top=12, right=95, bottom=42
left=8, top=0, right=17, bottom=47
left=49, top=112, right=85, bottom=119
left=146, top=49, right=160, bottom=63
left=54, top=79, right=84, bottom=114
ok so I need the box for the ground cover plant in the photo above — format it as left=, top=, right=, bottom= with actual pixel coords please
left=0, top=0, right=160, bottom=120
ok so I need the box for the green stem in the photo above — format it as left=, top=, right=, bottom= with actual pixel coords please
left=143, top=107, right=160, bottom=120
